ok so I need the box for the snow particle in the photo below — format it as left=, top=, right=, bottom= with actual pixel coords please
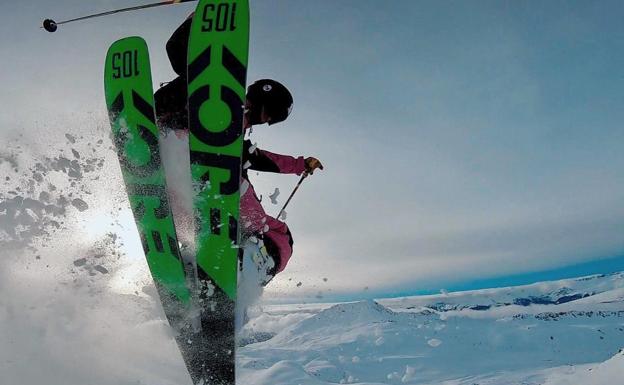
left=387, top=372, right=401, bottom=381
left=73, top=258, right=87, bottom=267
left=71, top=198, right=89, bottom=212
left=427, top=338, right=442, bottom=347
left=39, top=191, right=51, bottom=202
left=401, top=365, right=416, bottom=383
left=269, top=188, right=280, bottom=204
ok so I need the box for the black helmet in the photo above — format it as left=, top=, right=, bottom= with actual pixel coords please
left=246, top=79, right=293, bottom=125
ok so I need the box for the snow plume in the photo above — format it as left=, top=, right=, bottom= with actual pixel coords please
left=237, top=240, right=277, bottom=336
left=158, top=129, right=195, bottom=256
left=0, top=124, right=192, bottom=385
left=0, top=133, right=104, bottom=251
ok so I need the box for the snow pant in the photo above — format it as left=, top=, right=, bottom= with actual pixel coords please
left=240, top=180, right=294, bottom=274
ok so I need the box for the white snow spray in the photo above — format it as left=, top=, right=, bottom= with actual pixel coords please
left=0, top=117, right=191, bottom=385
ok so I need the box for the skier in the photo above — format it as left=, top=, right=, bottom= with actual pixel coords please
left=155, top=14, right=324, bottom=284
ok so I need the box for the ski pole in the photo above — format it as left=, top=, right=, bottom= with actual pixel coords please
left=277, top=172, right=308, bottom=219
left=42, top=0, right=197, bottom=32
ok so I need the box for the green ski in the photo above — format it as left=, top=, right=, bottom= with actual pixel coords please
left=187, top=0, right=249, bottom=383
left=104, top=36, right=200, bottom=382
left=105, top=36, right=192, bottom=305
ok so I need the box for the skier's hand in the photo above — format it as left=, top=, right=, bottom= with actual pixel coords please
left=305, top=157, right=324, bottom=175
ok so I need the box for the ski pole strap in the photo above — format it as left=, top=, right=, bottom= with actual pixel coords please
left=277, top=172, right=308, bottom=219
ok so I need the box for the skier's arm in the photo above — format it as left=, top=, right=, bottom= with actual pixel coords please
left=244, top=140, right=306, bottom=175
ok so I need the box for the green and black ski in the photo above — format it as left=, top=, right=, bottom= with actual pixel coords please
left=187, top=0, right=249, bottom=383
left=105, top=36, right=192, bottom=307
left=104, top=36, right=201, bottom=382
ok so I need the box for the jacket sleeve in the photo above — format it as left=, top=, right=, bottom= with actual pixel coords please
left=244, top=140, right=306, bottom=175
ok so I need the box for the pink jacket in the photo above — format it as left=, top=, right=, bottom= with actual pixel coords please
left=240, top=140, right=306, bottom=273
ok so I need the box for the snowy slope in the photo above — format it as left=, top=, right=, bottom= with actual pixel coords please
left=542, top=349, right=624, bottom=385
left=239, top=273, right=624, bottom=385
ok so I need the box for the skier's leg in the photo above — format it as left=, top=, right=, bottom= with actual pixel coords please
left=154, top=75, right=188, bottom=130
left=240, top=181, right=271, bottom=236
left=262, top=217, right=294, bottom=274
left=240, top=182, right=295, bottom=278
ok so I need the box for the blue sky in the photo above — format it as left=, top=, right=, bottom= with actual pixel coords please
left=1, top=1, right=623, bottom=301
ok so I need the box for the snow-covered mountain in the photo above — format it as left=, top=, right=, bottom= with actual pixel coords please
left=380, top=272, right=624, bottom=313
left=239, top=273, right=624, bottom=384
